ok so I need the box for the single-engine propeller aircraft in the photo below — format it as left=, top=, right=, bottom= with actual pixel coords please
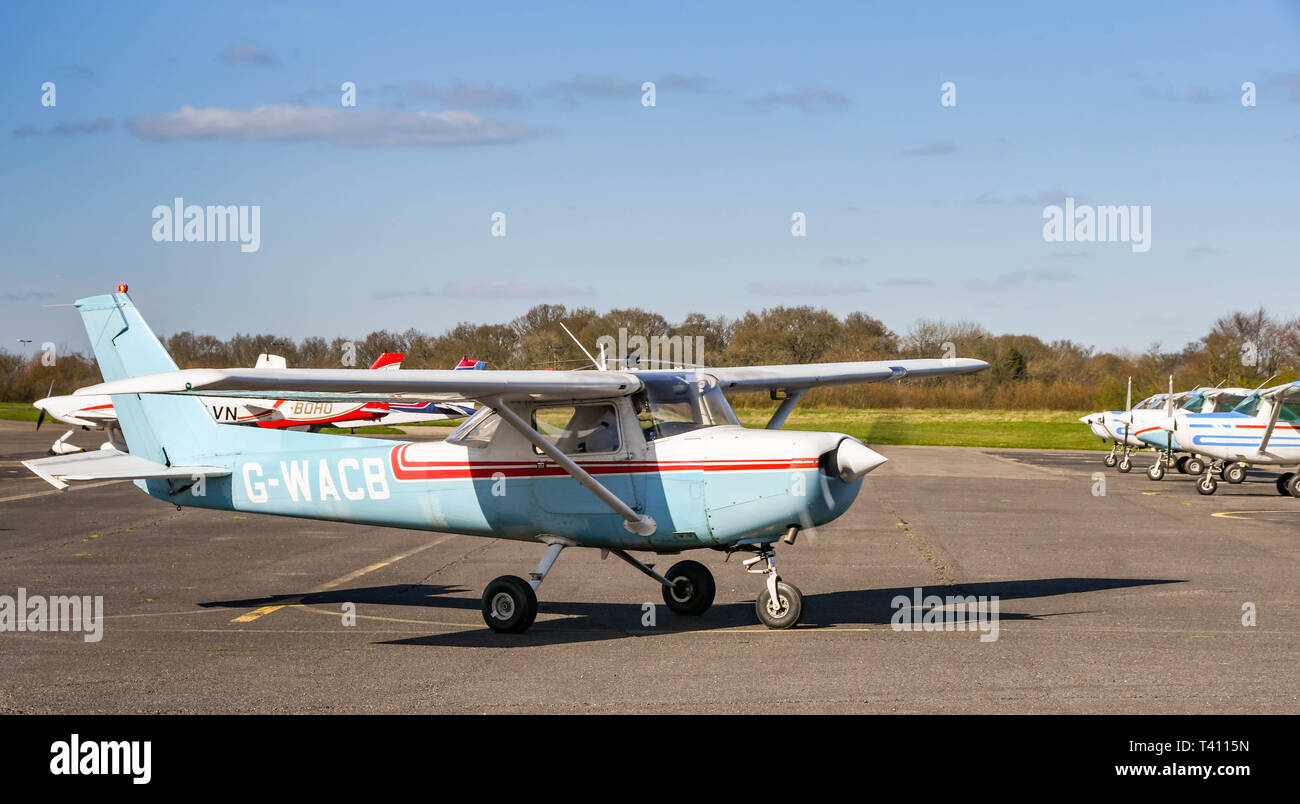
left=1132, top=382, right=1251, bottom=481
left=1165, top=381, right=1300, bottom=497
left=1080, top=378, right=1169, bottom=472
left=24, top=290, right=988, bottom=632
left=33, top=350, right=481, bottom=454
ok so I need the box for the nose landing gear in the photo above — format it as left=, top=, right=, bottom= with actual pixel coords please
left=739, top=544, right=804, bottom=629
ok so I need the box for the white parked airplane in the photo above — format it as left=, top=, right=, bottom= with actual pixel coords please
left=33, top=351, right=479, bottom=454
left=1166, top=381, right=1300, bottom=496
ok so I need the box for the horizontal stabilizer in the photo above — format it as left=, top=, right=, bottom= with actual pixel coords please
left=22, top=448, right=231, bottom=491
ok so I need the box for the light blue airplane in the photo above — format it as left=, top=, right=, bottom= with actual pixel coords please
left=24, top=290, right=988, bottom=633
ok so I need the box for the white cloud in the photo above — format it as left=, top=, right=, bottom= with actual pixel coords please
left=753, top=84, right=850, bottom=113
left=126, top=105, right=535, bottom=147
left=902, top=138, right=958, bottom=157
left=217, top=42, right=279, bottom=66
left=748, top=281, right=868, bottom=296
left=375, top=281, right=593, bottom=299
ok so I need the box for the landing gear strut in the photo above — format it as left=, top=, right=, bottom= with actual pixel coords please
left=733, top=542, right=804, bottom=629
left=1147, top=450, right=1170, bottom=481
left=1103, top=444, right=1119, bottom=468
left=1117, top=446, right=1133, bottom=473
left=480, top=540, right=568, bottom=633
left=1196, top=461, right=1223, bottom=496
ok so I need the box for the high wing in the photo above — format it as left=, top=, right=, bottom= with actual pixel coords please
left=704, top=358, right=988, bottom=392
left=77, top=367, right=644, bottom=405
left=76, top=358, right=988, bottom=406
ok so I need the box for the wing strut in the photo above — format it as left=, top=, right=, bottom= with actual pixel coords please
left=765, top=389, right=806, bottom=430
left=485, top=396, right=657, bottom=537
left=1257, top=393, right=1285, bottom=454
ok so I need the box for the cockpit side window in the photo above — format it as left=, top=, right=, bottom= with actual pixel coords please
left=633, top=373, right=740, bottom=440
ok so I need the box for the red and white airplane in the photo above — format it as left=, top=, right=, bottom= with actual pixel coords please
left=34, top=353, right=482, bottom=454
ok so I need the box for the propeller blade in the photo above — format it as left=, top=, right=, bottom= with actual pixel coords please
left=35, top=408, right=45, bottom=431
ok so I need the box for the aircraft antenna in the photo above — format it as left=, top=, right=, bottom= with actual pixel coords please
left=559, top=322, right=604, bottom=371
left=1250, top=373, right=1278, bottom=393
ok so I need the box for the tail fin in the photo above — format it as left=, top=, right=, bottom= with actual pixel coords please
left=369, top=351, right=404, bottom=370
left=76, top=291, right=220, bottom=465
left=454, top=356, right=486, bottom=370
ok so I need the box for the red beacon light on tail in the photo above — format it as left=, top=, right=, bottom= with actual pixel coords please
left=117, top=283, right=128, bottom=293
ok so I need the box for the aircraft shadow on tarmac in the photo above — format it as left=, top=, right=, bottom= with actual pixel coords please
left=201, top=576, right=1182, bottom=648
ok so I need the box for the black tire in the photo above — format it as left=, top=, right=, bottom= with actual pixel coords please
left=1174, top=455, right=1190, bottom=475
left=1196, top=475, right=1218, bottom=496
left=1185, top=457, right=1205, bottom=476
left=1103, top=453, right=1118, bottom=468
left=1224, top=463, right=1247, bottom=484
left=756, top=581, right=803, bottom=629
left=1277, top=472, right=1295, bottom=497
left=661, top=560, right=715, bottom=616
left=481, top=575, right=538, bottom=633
left=1147, top=462, right=1165, bottom=481
left=1288, top=474, right=1300, bottom=499
left=1117, top=456, right=1132, bottom=473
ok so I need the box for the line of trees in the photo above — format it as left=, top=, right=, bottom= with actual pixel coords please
left=2, top=306, right=1296, bottom=410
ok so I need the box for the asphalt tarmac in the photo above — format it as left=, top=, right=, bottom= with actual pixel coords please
left=1, top=421, right=1295, bottom=713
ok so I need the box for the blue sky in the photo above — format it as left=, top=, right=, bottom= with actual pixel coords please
left=2, top=0, right=1298, bottom=358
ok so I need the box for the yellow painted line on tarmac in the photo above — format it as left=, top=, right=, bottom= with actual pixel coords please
left=229, top=535, right=453, bottom=623
left=1211, top=510, right=1299, bottom=520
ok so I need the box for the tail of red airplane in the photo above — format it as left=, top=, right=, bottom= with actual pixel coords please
left=368, top=352, right=404, bottom=371
left=454, top=355, right=486, bottom=370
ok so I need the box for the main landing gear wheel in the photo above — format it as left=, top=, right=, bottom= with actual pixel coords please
left=1147, top=462, right=1165, bottom=481
left=1224, top=463, right=1248, bottom=484
left=481, top=575, right=538, bottom=633
left=1117, top=455, right=1133, bottom=473
left=1276, top=472, right=1294, bottom=496
left=1174, top=456, right=1191, bottom=474
left=661, top=560, right=716, bottom=616
left=1185, top=457, right=1206, bottom=476
left=1286, top=473, right=1300, bottom=499
left=1197, top=474, right=1218, bottom=496
left=756, top=581, right=803, bottom=629
left=1103, top=452, right=1118, bottom=468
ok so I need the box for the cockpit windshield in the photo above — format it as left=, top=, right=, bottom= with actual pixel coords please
left=1134, top=395, right=1166, bottom=410
left=1180, top=394, right=1206, bottom=413
left=1213, top=393, right=1247, bottom=412
left=633, top=373, right=740, bottom=440
left=1232, top=394, right=1262, bottom=416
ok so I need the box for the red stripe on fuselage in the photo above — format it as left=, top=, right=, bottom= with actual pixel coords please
left=387, top=443, right=819, bottom=481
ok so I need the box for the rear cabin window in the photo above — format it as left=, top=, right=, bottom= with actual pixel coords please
left=532, top=404, right=621, bottom=455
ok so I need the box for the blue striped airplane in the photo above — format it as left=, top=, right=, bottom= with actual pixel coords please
left=24, top=289, right=988, bottom=633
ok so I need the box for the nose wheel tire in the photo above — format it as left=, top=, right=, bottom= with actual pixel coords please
left=756, top=581, right=803, bottom=629
left=1185, top=457, right=1206, bottom=476
left=1103, top=453, right=1118, bottom=468
left=661, top=560, right=716, bottom=616
left=1146, top=462, right=1165, bottom=481
left=482, top=575, right=538, bottom=633
left=1196, top=475, right=1218, bottom=496
left=1117, top=456, right=1132, bottom=473
left=1224, top=463, right=1248, bottom=484
left=1174, top=456, right=1190, bottom=474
